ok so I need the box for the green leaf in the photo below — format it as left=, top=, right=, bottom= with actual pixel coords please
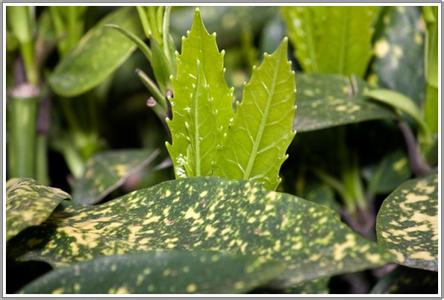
left=282, top=7, right=380, bottom=77
left=370, top=7, right=425, bottom=106
left=370, top=266, right=437, bottom=294
left=10, top=177, right=392, bottom=287
left=20, top=251, right=283, bottom=294
left=366, top=150, right=411, bottom=195
left=286, top=277, right=330, bottom=294
left=214, top=39, right=296, bottom=190
left=294, top=74, right=395, bottom=132
left=6, top=178, right=70, bottom=241
left=376, top=172, right=438, bottom=271
left=72, top=149, right=160, bottom=205
left=166, top=9, right=234, bottom=178
left=49, top=7, right=144, bottom=97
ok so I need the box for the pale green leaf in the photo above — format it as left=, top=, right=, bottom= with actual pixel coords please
left=294, top=74, right=395, bottom=132
left=166, top=9, right=234, bottom=178
left=49, top=7, right=144, bottom=97
left=282, top=7, right=380, bottom=77
left=214, top=39, right=296, bottom=190
left=6, top=178, right=70, bottom=241
left=20, top=251, right=283, bottom=294
left=72, top=149, right=159, bottom=205
left=376, top=172, right=438, bottom=271
left=10, top=177, right=392, bottom=287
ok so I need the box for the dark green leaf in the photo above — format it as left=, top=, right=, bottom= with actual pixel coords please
left=214, top=39, right=296, bottom=190
left=20, top=251, right=283, bottom=294
left=376, top=172, right=438, bottom=271
left=371, top=266, right=437, bottom=294
left=166, top=9, right=234, bottom=178
left=294, top=74, right=396, bottom=132
left=366, top=150, right=411, bottom=195
left=371, top=7, right=425, bottom=105
left=11, top=177, right=392, bottom=287
left=72, top=149, right=159, bottom=205
left=286, top=277, right=330, bottom=294
left=6, top=178, right=70, bottom=241
left=49, top=7, right=144, bottom=97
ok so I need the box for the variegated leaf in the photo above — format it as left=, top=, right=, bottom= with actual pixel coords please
left=214, top=39, right=296, bottom=190
left=166, top=9, right=234, bottom=178
left=20, top=251, right=284, bottom=294
left=10, top=177, right=392, bottom=287
left=376, top=172, right=438, bottom=271
left=6, top=178, right=70, bottom=241
left=72, top=149, right=159, bottom=205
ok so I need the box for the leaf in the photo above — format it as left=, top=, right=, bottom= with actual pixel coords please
left=282, top=7, right=380, bottom=77
left=6, top=178, right=70, bottom=241
left=49, top=7, right=144, bottom=97
left=10, top=177, right=392, bottom=287
left=214, top=39, right=296, bottom=190
left=72, top=149, right=160, bottom=205
left=20, top=251, right=283, bottom=294
left=166, top=9, right=234, bottom=178
left=376, top=172, right=438, bottom=271
left=370, top=266, right=437, bottom=294
left=294, top=73, right=396, bottom=132
left=286, top=277, right=330, bottom=294
left=370, top=7, right=425, bottom=105
left=366, top=150, right=411, bottom=195
left=364, top=88, right=428, bottom=130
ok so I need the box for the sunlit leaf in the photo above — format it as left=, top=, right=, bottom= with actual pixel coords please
left=6, top=178, right=70, bottom=241
left=49, top=7, right=143, bottom=97
left=10, top=177, right=392, bottom=287
left=376, top=172, right=438, bottom=271
left=294, top=74, right=395, bottom=132
left=72, top=149, right=160, bottom=205
left=20, top=251, right=283, bottom=294
left=166, top=9, right=234, bottom=178
left=214, top=39, right=296, bottom=190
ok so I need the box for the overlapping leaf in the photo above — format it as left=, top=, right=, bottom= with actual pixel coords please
left=72, top=149, right=159, bottom=205
left=376, top=172, right=438, bottom=271
left=49, top=7, right=143, bottom=97
left=166, top=9, right=234, bottom=178
left=214, top=39, right=296, bottom=190
left=370, top=7, right=425, bottom=105
left=294, top=74, right=395, bottom=132
left=282, top=7, right=380, bottom=77
left=6, top=178, right=70, bottom=241
left=20, top=251, right=284, bottom=294
left=10, top=177, right=392, bottom=287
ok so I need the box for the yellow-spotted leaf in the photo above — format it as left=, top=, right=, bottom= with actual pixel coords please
left=6, top=178, right=70, bottom=241
left=20, top=251, right=284, bottom=294
left=294, top=73, right=395, bottom=132
left=10, top=177, right=392, bottom=287
left=214, top=39, right=296, bottom=190
left=73, top=149, right=159, bottom=205
left=376, top=172, right=438, bottom=271
left=49, top=7, right=144, bottom=97
left=166, top=9, right=234, bottom=178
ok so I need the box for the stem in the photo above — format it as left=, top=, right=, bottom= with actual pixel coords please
left=398, top=121, right=431, bottom=177
left=19, top=41, right=38, bottom=86
left=106, top=24, right=152, bottom=61
left=136, top=7, right=151, bottom=39
left=162, top=7, right=172, bottom=66
left=135, top=69, right=167, bottom=110
left=7, top=85, right=39, bottom=179
left=36, top=135, right=48, bottom=185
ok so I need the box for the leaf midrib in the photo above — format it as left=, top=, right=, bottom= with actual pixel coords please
left=243, top=51, right=283, bottom=180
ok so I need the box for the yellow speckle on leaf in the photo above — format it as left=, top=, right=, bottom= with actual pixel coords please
left=375, top=39, right=390, bottom=58
left=52, top=288, right=64, bottom=294
left=186, top=283, right=197, bottom=293
left=184, top=207, right=200, bottom=220
left=410, top=251, right=434, bottom=261
left=204, top=224, right=217, bottom=237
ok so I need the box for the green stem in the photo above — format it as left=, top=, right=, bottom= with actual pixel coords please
left=20, top=41, right=39, bottom=86
left=7, top=88, right=39, bottom=178
left=135, top=68, right=167, bottom=110
left=36, top=135, right=49, bottom=185
left=106, top=24, right=152, bottom=61
left=137, top=6, right=151, bottom=39
left=162, top=7, right=172, bottom=65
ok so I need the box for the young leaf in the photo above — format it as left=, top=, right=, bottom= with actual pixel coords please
left=10, top=177, right=392, bottom=287
left=20, top=251, right=284, bottom=294
left=166, top=9, right=234, bottom=178
left=376, top=172, right=438, bottom=271
left=294, top=73, right=395, bottom=132
left=6, top=178, right=70, bottom=241
left=49, top=7, right=144, bottom=97
left=72, top=149, right=160, bottom=205
left=282, top=7, right=380, bottom=77
left=370, top=7, right=425, bottom=106
left=214, top=39, right=296, bottom=190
